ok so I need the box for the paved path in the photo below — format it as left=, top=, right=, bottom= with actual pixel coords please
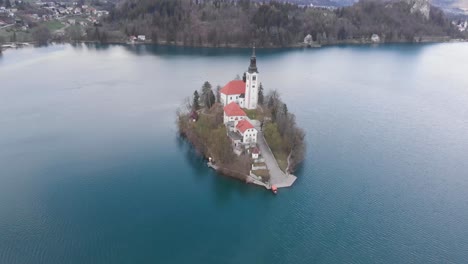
left=251, top=119, right=297, bottom=188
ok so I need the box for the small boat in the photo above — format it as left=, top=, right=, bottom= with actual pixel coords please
left=271, top=185, right=278, bottom=194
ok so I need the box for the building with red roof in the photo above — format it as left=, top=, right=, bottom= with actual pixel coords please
left=235, top=119, right=257, bottom=144
left=251, top=147, right=260, bottom=159
left=220, top=47, right=260, bottom=110
left=221, top=47, right=260, bottom=147
left=220, top=80, right=246, bottom=95
left=223, top=102, right=247, bottom=124
left=220, top=80, right=246, bottom=108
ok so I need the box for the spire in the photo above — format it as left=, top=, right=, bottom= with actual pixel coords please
left=248, top=43, right=258, bottom=73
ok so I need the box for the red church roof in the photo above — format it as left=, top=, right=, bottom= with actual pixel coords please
left=220, top=80, right=246, bottom=95
left=224, top=102, right=246, bottom=117
left=236, top=119, right=255, bottom=133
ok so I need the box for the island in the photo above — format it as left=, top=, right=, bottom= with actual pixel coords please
left=177, top=47, right=305, bottom=190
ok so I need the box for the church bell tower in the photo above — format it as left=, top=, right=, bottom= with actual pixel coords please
left=244, top=45, right=259, bottom=110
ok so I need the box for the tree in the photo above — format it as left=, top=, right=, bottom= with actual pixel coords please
left=267, top=90, right=280, bottom=112
left=32, top=26, right=51, bottom=45
left=193, top=90, right=200, bottom=111
left=258, top=83, right=264, bottom=105
left=152, top=30, right=159, bottom=43
left=201, top=81, right=215, bottom=108
left=208, top=90, right=216, bottom=108
left=10, top=31, right=16, bottom=42
left=5, top=0, right=11, bottom=8
left=66, top=26, right=82, bottom=42
left=209, top=127, right=234, bottom=163
left=215, top=85, right=221, bottom=103
left=108, top=0, right=459, bottom=48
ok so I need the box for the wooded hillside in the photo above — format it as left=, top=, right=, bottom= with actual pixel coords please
left=104, top=0, right=463, bottom=46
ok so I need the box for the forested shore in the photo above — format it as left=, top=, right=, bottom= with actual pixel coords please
left=101, top=0, right=466, bottom=47
left=2, top=0, right=467, bottom=49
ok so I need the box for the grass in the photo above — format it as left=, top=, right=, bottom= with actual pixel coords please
left=272, top=150, right=288, bottom=172
left=0, top=28, right=33, bottom=42
left=263, top=122, right=288, bottom=172
left=43, top=20, right=66, bottom=31
left=0, top=29, right=10, bottom=39
left=243, top=108, right=264, bottom=121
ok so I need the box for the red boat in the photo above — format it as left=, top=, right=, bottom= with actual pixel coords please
left=271, top=185, right=278, bottom=194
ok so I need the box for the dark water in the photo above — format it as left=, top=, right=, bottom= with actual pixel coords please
left=1, top=43, right=468, bottom=263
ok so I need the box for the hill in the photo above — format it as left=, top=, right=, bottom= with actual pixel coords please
left=102, top=0, right=464, bottom=47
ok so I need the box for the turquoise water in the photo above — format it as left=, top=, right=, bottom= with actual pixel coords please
left=1, top=43, right=468, bottom=263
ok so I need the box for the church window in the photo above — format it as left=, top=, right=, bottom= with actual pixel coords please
left=253, top=76, right=256, bottom=81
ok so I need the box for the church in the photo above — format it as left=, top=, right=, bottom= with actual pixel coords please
left=220, top=47, right=259, bottom=110
left=220, top=47, right=260, bottom=153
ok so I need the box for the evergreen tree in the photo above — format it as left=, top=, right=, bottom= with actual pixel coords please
left=193, top=90, right=200, bottom=111
left=201, top=81, right=215, bottom=108
left=5, top=0, right=11, bottom=8
left=207, top=90, right=216, bottom=109
left=283, top=103, right=288, bottom=116
left=258, top=83, right=264, bottom=105
left=215, top=85, right=221, bottom=103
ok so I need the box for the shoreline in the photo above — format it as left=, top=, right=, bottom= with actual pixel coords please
left=2, top=38, right=467, bottom=53
left=178, top=131, right=252, bottom=183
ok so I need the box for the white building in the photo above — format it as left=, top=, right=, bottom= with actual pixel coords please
left=138, top=35, right=146, bottom=41
left=220, top=47, right=259, bottom=110
left=371, top=33, right=380, bottom=43
left=235, top=119, right=258, bottom=144
left=223, top=102, right=247, bottom=124
left=251, top=147, right=260, bottom=159
left=220, top=80, right=246, bottom=108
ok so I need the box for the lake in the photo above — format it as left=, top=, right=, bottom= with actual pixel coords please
left=1, top=43, right=468, bottom=263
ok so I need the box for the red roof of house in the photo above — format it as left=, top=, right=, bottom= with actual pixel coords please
left=236, top=119, right=255, bottom=133
left=252, top=147, right=260, bottom=154
left=224, top=102, right=246, bottom=117
left=220, top=80, right=246, bottom=95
